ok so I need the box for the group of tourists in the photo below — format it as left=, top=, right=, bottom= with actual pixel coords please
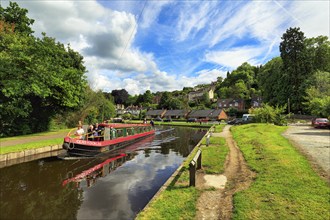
left=74, top=122, right=104, bottom=140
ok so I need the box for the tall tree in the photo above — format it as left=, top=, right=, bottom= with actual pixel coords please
left=279, top=27, right=308, bottom=112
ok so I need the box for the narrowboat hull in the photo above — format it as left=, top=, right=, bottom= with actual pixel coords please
left=62, top=129, right=155, bottom=158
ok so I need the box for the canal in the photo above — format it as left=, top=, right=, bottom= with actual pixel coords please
left=0, top=126, right=206, bottom=220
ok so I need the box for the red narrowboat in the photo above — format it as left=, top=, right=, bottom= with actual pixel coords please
left=61, top=123, right=155, bottom=158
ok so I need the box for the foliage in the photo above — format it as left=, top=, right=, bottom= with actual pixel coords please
left=111, top=89, right=129, bottom=105
left=303, top=71, right=330, bottom=117
left=250, top=104, right=288, bottom=125
left=279, top=27, right=309, bottom=112
left=0, top=2, right=34, bottom=35
left=0, top=19, right=87, bottom=136
left=158, top=91, right=185, bottom=109
left=232, top=124, right=330, bottom=220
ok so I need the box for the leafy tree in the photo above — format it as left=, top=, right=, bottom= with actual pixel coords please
left=0, top=1, right=34, bottom=35
left=303, top=71, right=330, bottom=117
left=0, top=4, right=87, bottom=136
left=111, top=89, right=129, bottom=105
left=258, top=57, right=287, bottom=106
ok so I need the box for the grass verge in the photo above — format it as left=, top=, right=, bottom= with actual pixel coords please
left=231, top=124, right=330, bottom=220
left=137, top=126, right=228, bottom=220
left=0, top=138, right=64, bottom=154
left=0, top=129, right=71, bottom=154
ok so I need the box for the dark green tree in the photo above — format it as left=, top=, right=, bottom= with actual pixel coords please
left=0, top=4, right=87, bottom=136
left=279, top=27, right=308, bottom=112
left=111, top=89, right=129, bottom=105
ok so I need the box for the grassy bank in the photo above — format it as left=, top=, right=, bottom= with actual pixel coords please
left=137, top=125, right=228, bottom=220
left=231, top=124, right=330, bottom=220
left=0, top=129, right=71, bottom=155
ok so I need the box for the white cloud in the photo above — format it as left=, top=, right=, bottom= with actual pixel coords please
left=2, top=0, right=328, bottom=95
left=205, top=46, right=266, bottom=69
left=176, top=1, right=218, bottom=42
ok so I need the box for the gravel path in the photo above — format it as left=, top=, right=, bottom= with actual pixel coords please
left=283, top=125, right=330, bottom=181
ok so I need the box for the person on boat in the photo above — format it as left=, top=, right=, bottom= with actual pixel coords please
left=110, top=127, right=117, bottom=140
left=87, top=125, right=95, bottom=141
left=93, top=123, right=103, bottom=140
left=150, top=119, right=154, bottom=127
left=143, top=118, right=147, bottom=124
left=74, top=125, right=84, bottom=139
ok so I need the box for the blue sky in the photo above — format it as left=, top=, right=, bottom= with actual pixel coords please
left=2, top=0, right=329, bottom=95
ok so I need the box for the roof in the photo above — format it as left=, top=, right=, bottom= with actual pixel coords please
left=188, top=109, right=226, bottom=118
left=146, top=109, right=166, bottom=116
left=188, top=110, right=214, bottom=118
left=164, top=110, right=189, bottom=117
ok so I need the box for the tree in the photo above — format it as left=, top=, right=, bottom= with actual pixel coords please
left=111, top=89, right=129, bottom=105
left=0, top=4, right=87, bottom=136
left=0, top=2, right=34, bottom=35
left=258, top=57, right=287, bottom=106
left=303, top=71, right=330, bottom=117
left=279, top=27, right=308, bottom=112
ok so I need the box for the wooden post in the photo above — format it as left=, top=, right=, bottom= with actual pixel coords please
left=189, top=161, right=196, bottom=187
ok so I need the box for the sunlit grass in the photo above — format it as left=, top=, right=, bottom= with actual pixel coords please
left=231, top=124, right=330, bottom=220
left=0, top=129, right=71, bottom=154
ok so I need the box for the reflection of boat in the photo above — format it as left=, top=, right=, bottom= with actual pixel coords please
left=62, top=134, right=156, bottom=187
left=61, top=123, right=155, bottom=158
left=62, top=153, right=131, bottom=187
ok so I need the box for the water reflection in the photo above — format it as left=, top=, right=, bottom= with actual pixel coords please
left=0, top=126, right=206, bottom=220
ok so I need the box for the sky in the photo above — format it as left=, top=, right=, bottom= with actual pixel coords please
left=2, top=0, right=329, bottom=95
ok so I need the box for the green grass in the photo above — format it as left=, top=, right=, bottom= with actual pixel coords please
left=0, top=138, right=64, bottom=154
left=137, top=126, right=228, bottom=220
left=0, top=129, right=71, bottom=154
left=231, top=124, right=330, bottom=220
left=201, top=136, right=228, bottom=174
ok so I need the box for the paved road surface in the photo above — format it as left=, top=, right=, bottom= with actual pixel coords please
left=283, top=125, right=330, bottom=178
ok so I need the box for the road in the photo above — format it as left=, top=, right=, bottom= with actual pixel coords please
left=283, top=125, right=330, bottom=180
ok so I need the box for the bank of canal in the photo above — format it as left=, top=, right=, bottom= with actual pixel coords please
left=0, top=126, right=207, bottom=220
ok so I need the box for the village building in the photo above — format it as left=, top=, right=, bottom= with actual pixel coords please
left=188, top=86, right=215, bottom=102
left=145, top=109, right=167, bottom=119
left=163, top=109, right=190, bottom=120
left=217, top=98, right=245, bottom=111
left=187, top=109, right=227, bottom=121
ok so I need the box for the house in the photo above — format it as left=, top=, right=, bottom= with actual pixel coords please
left=145, top=109, right=167, bottom=119
left=125, top=105, right=143, bottom=116
left=251, top=96, right=263, bottom=108
left=188, top=87, right=215, bottom=102
left=187, top=109, right=227, bottom=121
left=116, top=104, right=126, bottom=115
left=163, top=110, right=190, bottom=119
left=217, top=98, right=245, bottom=111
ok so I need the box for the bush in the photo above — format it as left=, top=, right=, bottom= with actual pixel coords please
left=250, top=104, right=288, bottom=125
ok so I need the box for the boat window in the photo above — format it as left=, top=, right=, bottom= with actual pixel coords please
left=117, top=129, right=123, bottom=138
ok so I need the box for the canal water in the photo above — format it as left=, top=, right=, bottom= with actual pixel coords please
left=0, top=126, right=206, bottom=220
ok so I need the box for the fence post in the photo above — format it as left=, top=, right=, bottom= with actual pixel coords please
left=189, top=149, right=202, bottom=187
left=189, top=161, right=196, bottom=187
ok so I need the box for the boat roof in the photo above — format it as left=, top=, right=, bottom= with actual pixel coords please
left=100, top=123, right=151, bottom=128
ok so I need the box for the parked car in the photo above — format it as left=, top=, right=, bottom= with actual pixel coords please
left=312, top=118, right=329, bottom=128
left=112, top=117, right=123, bottom=123
left=187, top=118, right=198, bottom=123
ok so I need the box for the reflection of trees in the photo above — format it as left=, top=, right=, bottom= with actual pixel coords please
left=0, top=160, right=83, bottom=220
